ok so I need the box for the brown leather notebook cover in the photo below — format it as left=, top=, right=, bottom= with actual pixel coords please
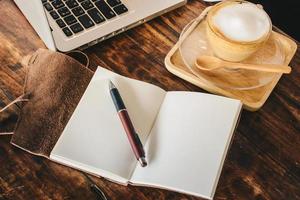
left=11, top=49, right=93, bottom=157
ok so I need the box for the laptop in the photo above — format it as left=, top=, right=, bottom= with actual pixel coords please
left=14, top=0, right=186, bottom=52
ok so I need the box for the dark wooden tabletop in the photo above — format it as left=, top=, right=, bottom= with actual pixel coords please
left=1, top=0, right=300, bottom=199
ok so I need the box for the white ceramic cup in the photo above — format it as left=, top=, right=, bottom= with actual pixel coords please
left=206, top=0, right=272, bottom=62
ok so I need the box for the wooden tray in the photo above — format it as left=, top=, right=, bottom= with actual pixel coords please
left=165, top=7, right=297, bottom=111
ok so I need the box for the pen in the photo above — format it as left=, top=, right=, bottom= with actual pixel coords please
left=109, top=80, right=147, bottom=167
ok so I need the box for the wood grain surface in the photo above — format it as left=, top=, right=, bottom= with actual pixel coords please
left=0, top=0, right=300, bottom=199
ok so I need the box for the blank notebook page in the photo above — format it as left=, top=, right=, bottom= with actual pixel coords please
left=131, top=92, right=242, bottom=199
left=50, top=67, right=166, bottom=182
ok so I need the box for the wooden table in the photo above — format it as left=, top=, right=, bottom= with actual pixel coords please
left=0, top=0, right=299, bottom=199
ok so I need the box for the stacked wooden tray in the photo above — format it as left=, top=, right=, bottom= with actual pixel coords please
left=165, top=7, right=297, bottom=111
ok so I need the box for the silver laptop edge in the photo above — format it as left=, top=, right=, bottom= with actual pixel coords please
left=14, top=0, right=186, bottom=52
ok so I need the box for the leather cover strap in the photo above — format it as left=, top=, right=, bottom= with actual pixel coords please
left=11, top=49, right=93, bottom=157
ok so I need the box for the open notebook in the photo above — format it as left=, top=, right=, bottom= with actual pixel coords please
left=50, top=67, right=242, bottom=199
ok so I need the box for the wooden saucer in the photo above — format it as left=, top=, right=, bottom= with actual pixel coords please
left=165, top=7, right=297, bottom=111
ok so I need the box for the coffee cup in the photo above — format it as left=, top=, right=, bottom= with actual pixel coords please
left=206, top=0, right=272, bottom=62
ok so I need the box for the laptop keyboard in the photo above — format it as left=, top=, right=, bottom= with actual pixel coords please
left=42, top=0, right=128, bottom=37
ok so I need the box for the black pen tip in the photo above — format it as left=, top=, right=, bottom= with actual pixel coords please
left=139, top=157, right=147, bottom=167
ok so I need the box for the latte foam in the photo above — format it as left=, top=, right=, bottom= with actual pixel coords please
left=212, top=3, right=271, bottom=42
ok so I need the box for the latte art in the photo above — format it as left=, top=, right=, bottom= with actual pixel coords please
left=212, top=3, right=271, bottom=42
